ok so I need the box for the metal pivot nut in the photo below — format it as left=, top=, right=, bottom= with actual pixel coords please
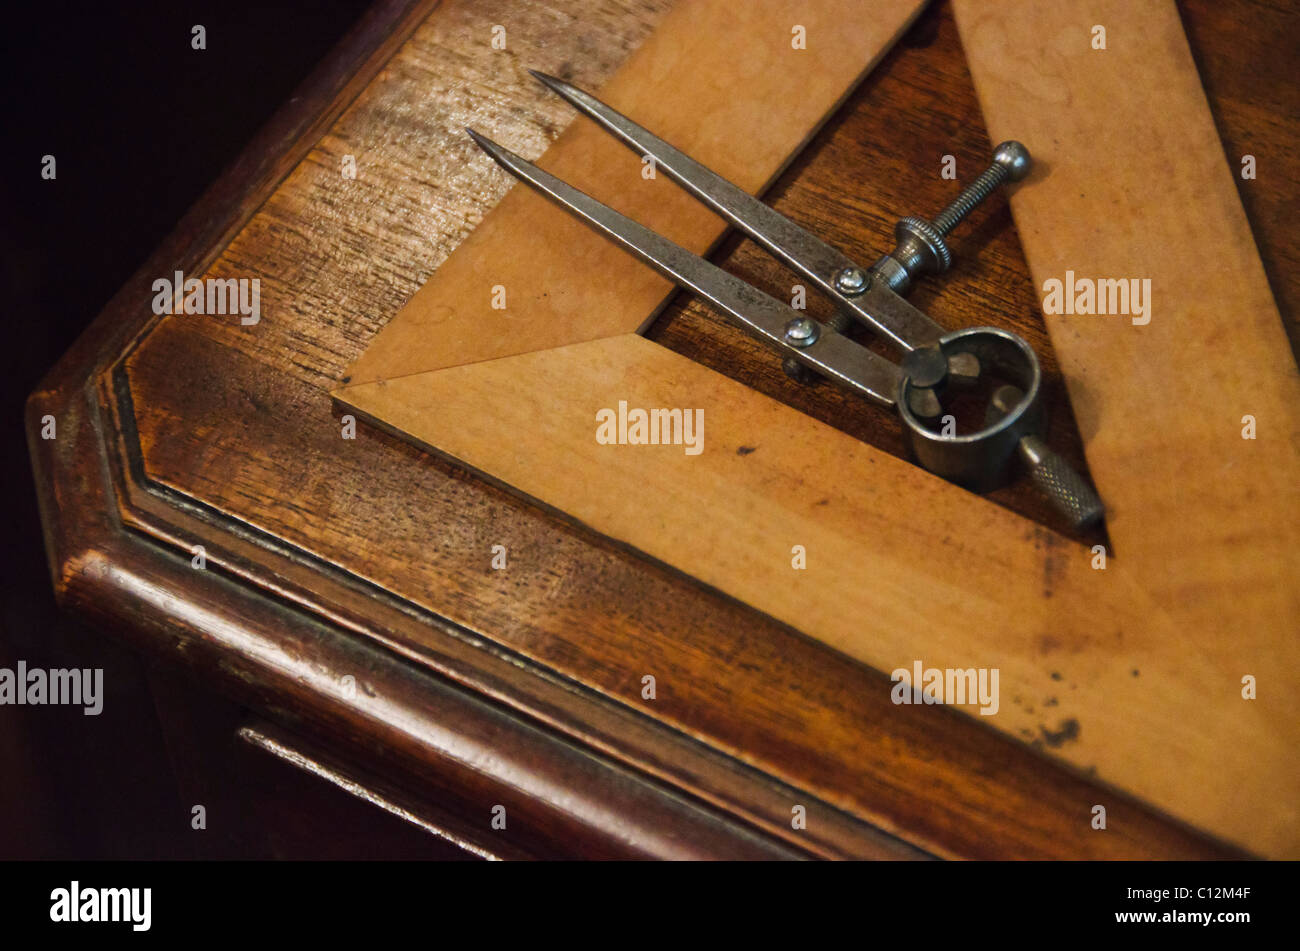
left=782, top=271, right=866, bottom=382
left=783, top=316, right=820, bottom=347
left=833, top=266, right=870, bottom=295
left=782, top=317, right=826, bottom=382
left=873, top=141, right=1032, bottom=294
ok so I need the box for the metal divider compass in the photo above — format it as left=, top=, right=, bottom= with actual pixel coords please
left=467, top=71, right=1104, bottom=529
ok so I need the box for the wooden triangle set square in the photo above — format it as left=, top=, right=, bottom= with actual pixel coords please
left=335, top=0, right=1299, bottom=857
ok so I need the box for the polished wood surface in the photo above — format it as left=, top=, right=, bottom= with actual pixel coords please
left=28, top=0, right=1293, bottom=858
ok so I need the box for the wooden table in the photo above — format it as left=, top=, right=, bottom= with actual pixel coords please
left=27, top=0, right=1293, bottom=859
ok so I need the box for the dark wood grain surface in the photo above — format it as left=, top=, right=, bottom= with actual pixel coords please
left=29, top=0, right=1292, bottom=858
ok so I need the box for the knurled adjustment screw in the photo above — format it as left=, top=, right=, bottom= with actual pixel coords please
left=873, top=141, right=1032, bottom=294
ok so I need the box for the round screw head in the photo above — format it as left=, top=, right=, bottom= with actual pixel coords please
left=783, top=316, right=819, bottom=347
left=992, top=141, right=1032, bottom=181
left=833, top=266, right=870, bottom=295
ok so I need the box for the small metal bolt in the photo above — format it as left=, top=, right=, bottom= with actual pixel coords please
left=931, top=141, right=1031, bottom=236
left=874, top=141, right=1033, bottom=294
left=833, top=266, right=870, bottom=295
left=783, top=316, right=820, bottom=347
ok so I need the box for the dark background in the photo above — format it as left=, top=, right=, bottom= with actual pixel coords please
left=0, top=0, right=375, bottom=858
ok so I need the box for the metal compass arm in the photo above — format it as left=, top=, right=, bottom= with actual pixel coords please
left=466, top=129, right=903, bottom=409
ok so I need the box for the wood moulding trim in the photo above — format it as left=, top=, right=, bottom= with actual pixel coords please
left=236, top=723, right=530, bottom=861
left=59, top=528, right=811, bottom=860
left=97, top=322, right=1244, bottom=861
left=100, top=361, right=924, bottom=860
left=33, top=364, right=840, bottom=861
